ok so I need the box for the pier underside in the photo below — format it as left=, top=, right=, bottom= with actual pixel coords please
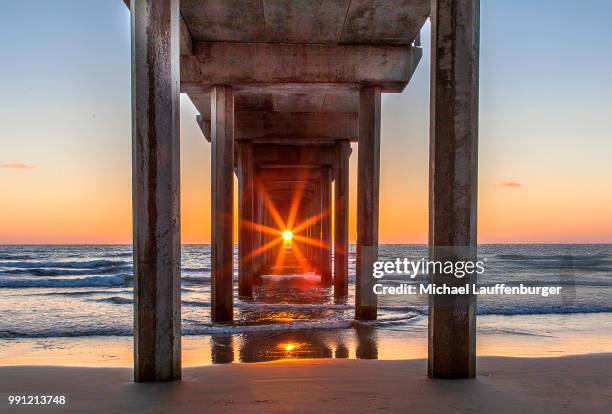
left=127, top=0, right=479, bottom=381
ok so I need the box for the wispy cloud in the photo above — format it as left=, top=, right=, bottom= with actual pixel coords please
left=499, top=181, right=522, bottom=188
left=0, top=163, right=36, bottom=170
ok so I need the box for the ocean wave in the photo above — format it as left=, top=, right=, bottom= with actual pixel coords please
left=182, top=276, right=210, bottom=285
left=0, top=320, right=358, bottom=338
left=0, top=254, right=35, bottom=260
left=23, top=289, right=133, bottom=297
left=0, top=327, right=133, bottom=339
left=478, top=304, right=612, bottom=315
left=0, top=259, right=128, bottom=269
left=107, top=252, right=132, bottom=258
left=479, top=279, right=612, bottom=287
left=0, top=274, right=130, bottom=288
left=0, top=265, right=132, bottom=277
left=378, top=305, right=427, bottom=315
left=182, top=267, right=211, bottom=273
left=495, top=253, right=610, bottom=261
left=94, top=297, right=217, bottom=307
left=89, top=296, right=133, bottom=305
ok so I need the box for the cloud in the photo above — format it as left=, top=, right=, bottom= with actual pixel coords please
left=0, top=163, right=35, bottom=170
left=499, top=181, right=522, bottom=188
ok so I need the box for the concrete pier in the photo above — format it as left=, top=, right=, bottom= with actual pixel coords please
left=428, top=0, right=480, bottom=378
left=211, top=85, right=234, bottom=323
left=320, top=166, right=332, bottom=287
left=130, top=0, right=181, bottom=382
left=126, top=0, right=479, bottom=381
left=355, top=86, right=382, bottom=321
left=238, top=140, right=254, bottom=298
left=334, top=140, right=350, bottom=298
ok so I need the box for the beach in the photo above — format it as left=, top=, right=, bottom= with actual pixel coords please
left=2, top=354, right=611, bottom=413
left=2, top=0, right=611, bottom=411
left=1, top=244, right=611, bottom=412
left=1, top=312, right=611, bottom=367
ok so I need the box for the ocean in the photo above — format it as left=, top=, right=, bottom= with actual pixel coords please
left=1, top=244, right=611, bottom=363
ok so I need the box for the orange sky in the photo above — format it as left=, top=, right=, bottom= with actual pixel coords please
left=1, top=93, right=610, bottom=244
left=0, top=2, right=611, bottom=244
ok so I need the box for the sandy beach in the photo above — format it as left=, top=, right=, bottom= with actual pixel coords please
left=1, top=354, right=610, bottom=413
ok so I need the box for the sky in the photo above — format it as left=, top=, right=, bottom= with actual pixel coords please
left=0, top=0, right=611, bottom=244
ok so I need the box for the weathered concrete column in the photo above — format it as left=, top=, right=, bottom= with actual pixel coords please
left=355, top=86, right=381, bottom=320
left=131, top=0, right=181, bottom=382
left=334, top=140, right=350, bottom=298
left=320, top=166, right=332, bottom=287
left=428, top=0, right=480, bottom=379
left=238, top=140, right=254, bottom=298
left=263, top=192, right=272, bottom=272
left=252, top=174, right=263, bottom=280
left=313, top=180, right=322, bottom=275
left=211, top=85, right=234, bottom=322
left=306, top=195, right=314, bottom=270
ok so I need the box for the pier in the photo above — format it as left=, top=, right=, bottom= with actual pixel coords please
left=127, top=0, right=479, bottom=381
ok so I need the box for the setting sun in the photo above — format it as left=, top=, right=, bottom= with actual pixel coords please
left=282, top=230, right=293, bottom=243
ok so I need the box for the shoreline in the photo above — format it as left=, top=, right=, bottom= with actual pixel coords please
left=1, top=354, right=610, bottom=413
left=2, top=312, right=611, bottom=367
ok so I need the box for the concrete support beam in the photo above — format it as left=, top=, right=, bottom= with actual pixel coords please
left=130, top=0, right=181, bottom=382
left=320, top=166, right=332, bottom=287
left=238, top=141, right=254, bottom=298
left=211, top=85, right=235, bottom=322
left=253, top=144, right=337, bottom=167
left=198, top=111, right=358, bottom=144
left=355, top=86, right=381, bottom=320
left=181, top=42, right=422, bottom=92
left=428, top=0, right=480, bottom=379
left=236, top=111, right=358, bottom=142
left=334, top=141, right=350, bottom=298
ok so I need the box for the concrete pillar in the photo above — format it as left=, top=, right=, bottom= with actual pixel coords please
left=306, top=195, right=314, bottom=270
left=238, top=140, right=254, bottom=298
left=313, top=180, right=322, bottom=275
left=130, top=0, right=181, bottom=382
left=428, top=0, right=480, bottom=379
left=253, top=173, right=263, bottom=280
left=320, top=166, right=332, bottom=286
left=334, top=140, right=350, bottom=298
left=211, top=85, right=234, bottom=323
left=355, top=86, right=381, bottom=320
left=261, top=192, right=272, bottom=274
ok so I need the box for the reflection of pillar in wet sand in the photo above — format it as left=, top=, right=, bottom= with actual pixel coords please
left=211, top=335, right=234, bottom=364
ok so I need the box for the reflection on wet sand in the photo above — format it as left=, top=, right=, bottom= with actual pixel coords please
left=210, top=327, right=379, bottom=364
left=209, top=282, right=379, bottom=363
left=211, top=335, right=234, bottom=364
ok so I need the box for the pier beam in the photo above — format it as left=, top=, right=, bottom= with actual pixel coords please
left=334, top=140, right=350, bottom=298
left=211, top=85, right=235, bottom=322
left=238, top=140, right=254, bottom=298
left=131, top=0, right=181, bottom=382
left=428, top=0, right=480, bottom=379
left=355, top=86, right=381, bottom=320
left=320, top=166, right=332, bottom=287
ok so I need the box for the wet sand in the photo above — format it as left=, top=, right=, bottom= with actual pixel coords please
left=1, top=354, right=610, bottom=413
left=2, top=316, right=611, bottom=367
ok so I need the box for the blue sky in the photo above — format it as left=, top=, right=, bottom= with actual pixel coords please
left=0, top=0, right=610, bottom=243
